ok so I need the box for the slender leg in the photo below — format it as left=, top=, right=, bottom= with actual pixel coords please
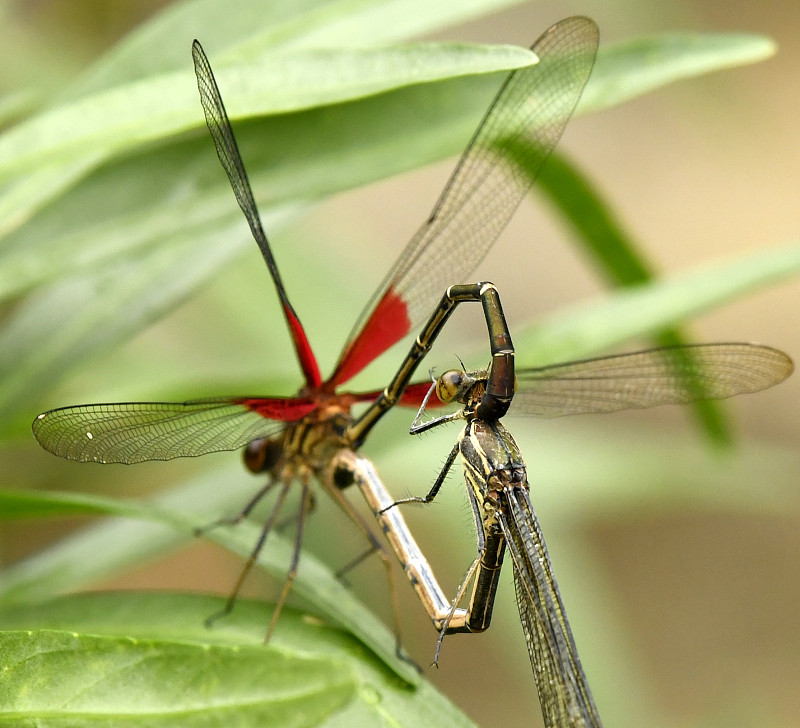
left=204, top=479, right=291, bottom=627
left=274, top=491, right=317, bottom=533
left=193, top=478, right=279, bottom=536
left=264, top=480, right=313, bottom=642
left=335, top=543, right=380, bottom=584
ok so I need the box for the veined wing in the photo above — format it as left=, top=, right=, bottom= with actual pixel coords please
left=511, top=343, right=794, bottom=417
left=503, top=486, right=603, bottom=728
left=30, top=397, right=313, bottom=464
left=192, top=41, right=322, bottom=389
left=330, top=17, right=599, bottom=386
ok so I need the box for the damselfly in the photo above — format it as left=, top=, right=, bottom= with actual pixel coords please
left=384, top=324, right=792, bottom=725
left=31, top=18, right=598, bottom=639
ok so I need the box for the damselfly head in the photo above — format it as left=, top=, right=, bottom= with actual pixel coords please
left=435, top=368, right=486, bottom=404
left=409, top=372, right=475, bottom=435
left=435, top=370, right=464, bottom=403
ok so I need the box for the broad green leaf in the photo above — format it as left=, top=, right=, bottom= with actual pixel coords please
left=0, top=592, right=477, bottom=727
left=0, top=628, right=355, bottom=727
left=0, top=43, right=535, bottom=185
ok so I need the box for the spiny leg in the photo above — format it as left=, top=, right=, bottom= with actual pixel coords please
left=380, top=442, right=459, bottom=512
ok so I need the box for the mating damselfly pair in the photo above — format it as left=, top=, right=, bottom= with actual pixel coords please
left=32, top=17, right=792, bottom=728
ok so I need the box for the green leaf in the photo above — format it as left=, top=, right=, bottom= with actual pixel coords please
left=0, top=592, right=477, bottom=727
left=0, top=489, right=144, bottom=519
left=0, top=467, right=251, bottom=605
left=0, top=219, right=274, bottom=420
left=536, top=153, right=657, bottom=288
left=67, top=0, right=532, bottom=95
left=0, top=43, right=535, bottom=186
left=0, top=88, right=39, bottom=126
left=578, top=31, right=775, bottom=113
left=0, top=467, right=419, bottom=684
left=0, top=631, right=355, bottom=727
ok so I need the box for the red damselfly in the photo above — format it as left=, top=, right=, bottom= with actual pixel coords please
left=32, top=18, right=598, bottom=641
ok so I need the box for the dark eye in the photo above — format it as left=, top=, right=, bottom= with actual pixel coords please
left=243, top=437, right=281, bottom=474
left=436, top=369, right=464, bottom=403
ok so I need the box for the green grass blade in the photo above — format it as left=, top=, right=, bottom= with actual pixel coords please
left=0, top=43, right=535, bottom=186
left=535, top=150, right=729, bottom=442
left=579, top=31, right=775, bottom=113
left=67, top=0, right=532, bottom=96
left=513, top=241, right=800, bottom=365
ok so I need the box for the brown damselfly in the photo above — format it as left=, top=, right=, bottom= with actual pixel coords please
left=382, top=304, right=792, bottom=725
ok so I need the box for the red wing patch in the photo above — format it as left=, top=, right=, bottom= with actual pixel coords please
left=284, top=305, right=322, bottom=389
left=399, top=381, right=445, bottom=408
left=239, top=396, right=319, bottom=422
left=331, top=287, right=411, bottom=387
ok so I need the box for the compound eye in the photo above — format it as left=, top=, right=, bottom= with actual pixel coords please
left=243, top=437, right=281, bottom=474
left=436, top=369, right=463, bottom=403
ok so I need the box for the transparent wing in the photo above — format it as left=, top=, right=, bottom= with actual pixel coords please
left=192, top=40, right=322, bottom=388
left=503, top=487, right=603, bottom=728
left=32, top=399, right=290, bottom=464
left=331, top=17, right=599, bottom=385
left=512, top=343, right=793, bottom=417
